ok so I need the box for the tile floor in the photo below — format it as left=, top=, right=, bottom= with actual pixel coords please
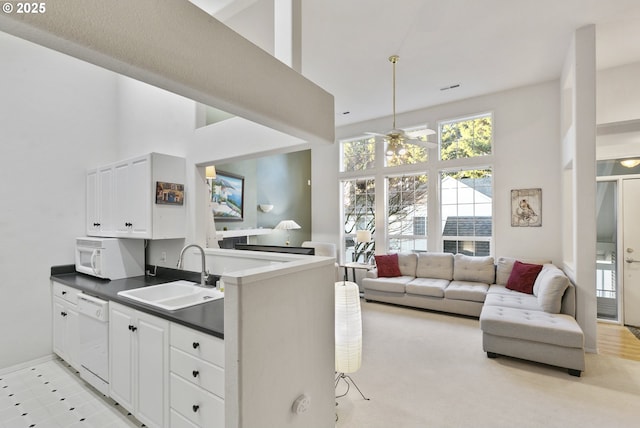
left=0, top=358, right=142, bottom=428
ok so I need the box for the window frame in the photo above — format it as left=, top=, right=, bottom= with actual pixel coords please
left=338, top=112, right=494, bottom=262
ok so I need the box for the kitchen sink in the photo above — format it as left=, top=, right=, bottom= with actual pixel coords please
left=117, top=280, right=224, bottom=311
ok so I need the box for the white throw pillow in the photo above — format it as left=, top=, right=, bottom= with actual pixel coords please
left=535, top=264, right=570, bottom=313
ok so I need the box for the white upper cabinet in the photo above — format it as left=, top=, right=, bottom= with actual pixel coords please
left=86, top=153, right=185, bottom=239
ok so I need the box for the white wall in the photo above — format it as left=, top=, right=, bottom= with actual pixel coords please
left=597, top=61, right=640, bottom=124
left=0, top=32, right=118, bottom=370
left=561, top=25, right=597, bottom=352
left=596, top=61, right=640, bottom=160
left=312, top=80, right=564, bottom=264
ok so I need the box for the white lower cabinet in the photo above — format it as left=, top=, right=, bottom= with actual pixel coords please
left=109, top=301, right=169, bottom=428
left=169, top=323, right=225, bottom=428
left=51, top=281, right=80, bottom=371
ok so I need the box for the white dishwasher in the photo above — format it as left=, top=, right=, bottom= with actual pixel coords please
left=77, top=292, right=110, bottom=396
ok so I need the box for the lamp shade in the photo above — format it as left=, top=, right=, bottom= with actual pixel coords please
left=335, top=281, right=362, bottom=374
left=356, top=230, right=372, bottom=243
left=205, top=165, right=217, bottom=179
left=274, top=220, right=301, bottom=230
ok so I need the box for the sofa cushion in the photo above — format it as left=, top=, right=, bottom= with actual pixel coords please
left=480, top=305, right=584, bottom=349
left=374, top=254, right=402, bottom=277
left=506, top=261, right=543, bottom=294
left=445, top=281, right=489, bottom=303
left=362, top=276, right=413, bottom=293
left=453, top=254, right=495, bottom=284
left=406, top=278, right=450, bottom=298
left=495, top=257, right=551, bottom=285
left=484, top=291, right=542, bottom=311
left=415, top=253, right=454, bottom=280
left=535, top=264, right=570, bottom=313
left=397, top=253, right=418, bottom=277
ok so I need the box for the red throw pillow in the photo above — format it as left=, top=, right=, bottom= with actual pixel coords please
left=506, top=260, right=543, bottom=294
left=375, top=254, right=402, bottom=278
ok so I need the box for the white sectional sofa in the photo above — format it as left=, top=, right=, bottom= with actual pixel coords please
left=362, top=253, right=585, bottom=376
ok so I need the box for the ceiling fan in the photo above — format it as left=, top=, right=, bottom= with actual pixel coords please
left=367, top=55, right=437, bottom=152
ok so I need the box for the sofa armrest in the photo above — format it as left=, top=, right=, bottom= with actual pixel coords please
left=366, top=268, right=379, bottom=279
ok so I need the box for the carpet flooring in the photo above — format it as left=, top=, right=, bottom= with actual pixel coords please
left=336, top=300, right=640, bottom=428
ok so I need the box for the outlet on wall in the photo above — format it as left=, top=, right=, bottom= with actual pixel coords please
left=160, top=252, right=167, bottom=262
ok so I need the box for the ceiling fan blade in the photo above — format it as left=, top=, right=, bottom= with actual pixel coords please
left=365, top=131, right=387, bottom=138
left=404, top=128, right=436, bottom=139
left=406, top=139, right=438, bottom=149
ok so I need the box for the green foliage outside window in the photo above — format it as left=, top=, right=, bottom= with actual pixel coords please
left=342, top=137, right=376, bottom=172
left=440, top=114, right=492, bottom=161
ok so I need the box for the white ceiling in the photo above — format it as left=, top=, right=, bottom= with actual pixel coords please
left=200, top=0, right=640, bottom=128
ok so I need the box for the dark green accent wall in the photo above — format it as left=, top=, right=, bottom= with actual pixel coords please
left=217, top=150, right=311, bottom=246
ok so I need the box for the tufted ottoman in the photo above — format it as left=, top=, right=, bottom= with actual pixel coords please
left=480, top=305, right=585, bottom=376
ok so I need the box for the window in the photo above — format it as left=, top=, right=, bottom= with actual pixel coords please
left=387, top=174, right=428, bottom=253
left=339, top=112, right=494, bottom=261
left=440, top=113, right=492, bottom=160
left=440, top=169, right=492, bottom=256
left=342, top=178, right=375, bottom=262
left=385, top=141, right=428, bottom=167
left=341, top=137, right=376, bottom=172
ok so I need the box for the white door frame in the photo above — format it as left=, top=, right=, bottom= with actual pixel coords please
left=597, top=174, right=640, bottom=325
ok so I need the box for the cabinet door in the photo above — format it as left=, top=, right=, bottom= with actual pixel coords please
left=109, top=303, right=135, bottom=413
left=98, top=165, right=114, bottom=235
left=113, top=156, right=150, bottom=238
left=52, top=298, right=67, bottom=360
left=127, top=156, right=151, bottom=238
left=113, top=161, right=131, bottom=235
left=136, top=311, right=169, bottom=428
left=86, top=169, right=99, bottom=235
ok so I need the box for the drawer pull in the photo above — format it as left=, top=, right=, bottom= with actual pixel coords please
left=61, top=311, right=67, bottom=317
left=61, top=291, right=67, bottom=295
left=192, top=342, right=200, bottom=349
left=128, top=325, right=137, bottom=332
left=192, top=370, right=199, bottom=378
left=192, top=404, right=200, bottom=413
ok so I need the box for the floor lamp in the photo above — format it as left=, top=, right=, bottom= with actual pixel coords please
left=335, top=280, right=369, bottom=401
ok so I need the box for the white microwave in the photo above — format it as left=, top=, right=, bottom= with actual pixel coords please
left=75, top=237, right=145, bottom=280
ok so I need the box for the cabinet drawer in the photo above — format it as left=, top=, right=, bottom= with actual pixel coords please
left=170, top=347, right=224, bottom=398
left=171, top=409, right=199, bottom=428
left=170, top=323, right=224, bottom=367
left=170, top=373, right=224, bottom=428
left=52, top=282, right=79, bottom=305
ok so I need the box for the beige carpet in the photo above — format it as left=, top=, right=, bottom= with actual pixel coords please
left=336, top=300, right=640, bottom=428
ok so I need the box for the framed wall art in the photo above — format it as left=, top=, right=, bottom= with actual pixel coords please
left=155, top=182, right=184, bottom=205
left=511, top=188, right=541, bottom=227
left=209, top=170, right=244, bottom=221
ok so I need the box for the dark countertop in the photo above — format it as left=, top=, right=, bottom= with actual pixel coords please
left=50, top=265, right=224, bottom=339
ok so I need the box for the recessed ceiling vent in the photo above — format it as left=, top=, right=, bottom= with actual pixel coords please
left=440, top=84, right=460, bottom=91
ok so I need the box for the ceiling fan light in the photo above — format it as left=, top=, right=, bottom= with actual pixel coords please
left=398, top=147, right=407, bottom=156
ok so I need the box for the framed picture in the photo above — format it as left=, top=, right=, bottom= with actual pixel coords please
left=511, top=188, right=541, bottom=227
left=210, top=170, right=244, bottom=221
left=155, top=182, right=184, bottom=205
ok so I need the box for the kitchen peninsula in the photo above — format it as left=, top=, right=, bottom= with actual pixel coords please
left=51, top=248, right=336, bottom=428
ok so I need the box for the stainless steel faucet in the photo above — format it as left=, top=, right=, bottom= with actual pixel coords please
left=177, top=244, right=209, bottom=287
